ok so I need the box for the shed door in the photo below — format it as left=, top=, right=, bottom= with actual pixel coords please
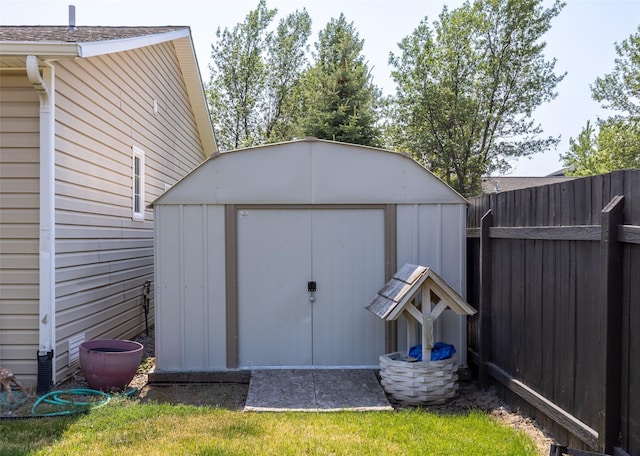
left=237, top=208, right=385, bottom=367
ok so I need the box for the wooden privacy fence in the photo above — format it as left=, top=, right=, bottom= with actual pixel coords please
left=466, top=170, right=639, bottom=456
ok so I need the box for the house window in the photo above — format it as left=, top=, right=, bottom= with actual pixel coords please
left=132, top=146, right=146, bottom=220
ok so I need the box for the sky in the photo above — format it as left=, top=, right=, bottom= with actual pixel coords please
left=1, top=0, right=639, bottom=176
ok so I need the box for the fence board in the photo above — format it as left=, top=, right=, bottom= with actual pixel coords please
left=534, top=185, right=546, bottom=226
left=600, top=195, right=624, bottom=454
left=591, top=174, right=604, bottom=224
left=510, top=239, right=525, bottom=379
left=624, top=171, right=639, bottom=225
left=493, top=195, right=508, bottom=368
left=487, top=362, right=599, bottom=450
left=574, top=241, right=600, bottom=428
left=620, top=245, right=630, bottom=453
left=492, top=239, right=506, bottom=367
left=478, top=210, right=492, bottom=387
left=554, top=240, right=576, bottom=413
left=523, top=239, right=543, bottom=391
left=574, top=177, right=587, bottom=225
left=541, top=239, right=557, bottom=400
left=466, top=237, right=480, bottom=354
left=611, top=171, right=625, bottom=198
left=620, top=225, right=640, bottom=244
left=490, top=225, right=600, bottom=240
left=623, top=243, right=640, bottom=455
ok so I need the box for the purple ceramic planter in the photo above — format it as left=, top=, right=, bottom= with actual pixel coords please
left=79, top=339, right=143, bottom=391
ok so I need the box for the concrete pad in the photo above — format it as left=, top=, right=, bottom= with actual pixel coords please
left=245, top=370, right=316, bottom=411
left=244, top=369, right=393, bottom=412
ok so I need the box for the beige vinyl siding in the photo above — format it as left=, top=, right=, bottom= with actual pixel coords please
left=53, top=41, right=206, bottom=382
left=0, top=72, right=40, bottom=385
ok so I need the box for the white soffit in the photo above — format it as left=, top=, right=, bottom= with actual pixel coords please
left=172, top=35, right=217, bottom=156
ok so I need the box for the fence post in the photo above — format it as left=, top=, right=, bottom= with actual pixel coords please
left=479, top=209, right=493, bottom=388
left=599, top=195, right=624, bottom=454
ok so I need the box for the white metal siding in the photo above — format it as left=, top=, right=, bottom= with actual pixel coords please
left=52, top=41, right=206, bottom=381
left=0, top=73, right=40, bottom=384
left=237, top=209, right=313, bottom=367
left=236, top=208, right=385, bottom=368
left=396, top=203, right=468, bottom=365
left=310, top=209, right=385, bottom=366
left=155, top=205, right=227, bottom=371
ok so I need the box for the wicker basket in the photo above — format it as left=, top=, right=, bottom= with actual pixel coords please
left=379, top=352, right=458, bottom=405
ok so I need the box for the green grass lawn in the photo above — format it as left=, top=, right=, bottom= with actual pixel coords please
left=0, top=400, right=537, bottom=455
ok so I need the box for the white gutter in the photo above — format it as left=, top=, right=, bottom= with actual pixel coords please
left=26, top=56, right=56, bottom=373
left=0, top=42, right=80, bottom=57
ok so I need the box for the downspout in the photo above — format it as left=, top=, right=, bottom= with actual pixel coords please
left=26, top=55, right=56, bottom=392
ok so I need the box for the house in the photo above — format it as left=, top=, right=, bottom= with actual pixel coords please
left=0, top=24, right=216, bottom=390
left=481, top=174, right=577, bottom=193
left=150, top=139, right=470, bottom=374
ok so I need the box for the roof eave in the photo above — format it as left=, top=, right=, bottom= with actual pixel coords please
left=78, top=28, right=191, bottom=57
left=173, top=35, right=218, bottom=156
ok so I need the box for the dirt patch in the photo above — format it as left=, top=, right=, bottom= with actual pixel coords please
left=137, top=383, right=247, bottom=410
left=2, top=328, right=553, bottom=455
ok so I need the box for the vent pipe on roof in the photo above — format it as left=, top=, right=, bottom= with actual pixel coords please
left=66, top=5, right=77, bottom=31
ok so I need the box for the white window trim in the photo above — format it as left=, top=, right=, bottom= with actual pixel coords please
left=132, top=146, right=146, bottom=221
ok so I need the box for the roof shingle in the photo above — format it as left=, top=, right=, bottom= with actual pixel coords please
left=0, top=26, right=188, bottom=43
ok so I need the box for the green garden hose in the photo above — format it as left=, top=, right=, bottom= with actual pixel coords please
left=30, top=387, right=137, bottom=417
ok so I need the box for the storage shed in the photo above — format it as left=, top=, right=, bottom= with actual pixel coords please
left=152, top=138, right=468, bottom=372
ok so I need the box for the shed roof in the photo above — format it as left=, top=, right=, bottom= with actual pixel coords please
left=152, top=139, right=467, bottom=206
left=0, top=25, right=217, bottom=155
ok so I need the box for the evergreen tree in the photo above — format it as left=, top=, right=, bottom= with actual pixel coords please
left=301, top=14, right=381, bottom=146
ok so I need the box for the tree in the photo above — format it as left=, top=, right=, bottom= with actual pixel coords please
left=207, top=1, right=311, bottom=150
left=563, top=119, right=640, bottom=176
left=301, top=14, right=381, bottom=146
left=563, top=26, right=640, bottom=175
left=592, top=26, right=640, bottom=119
left=388, top=0, right=565, bottom=196
left=597, top=119, right=640, bottom=169
left=561, top=121, right=607, bottom=176
left=208, top=6, right=381, bottom=149
left=207, top=0, right=276, bottom=150
left=263, top=9, right=312, bottom=143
